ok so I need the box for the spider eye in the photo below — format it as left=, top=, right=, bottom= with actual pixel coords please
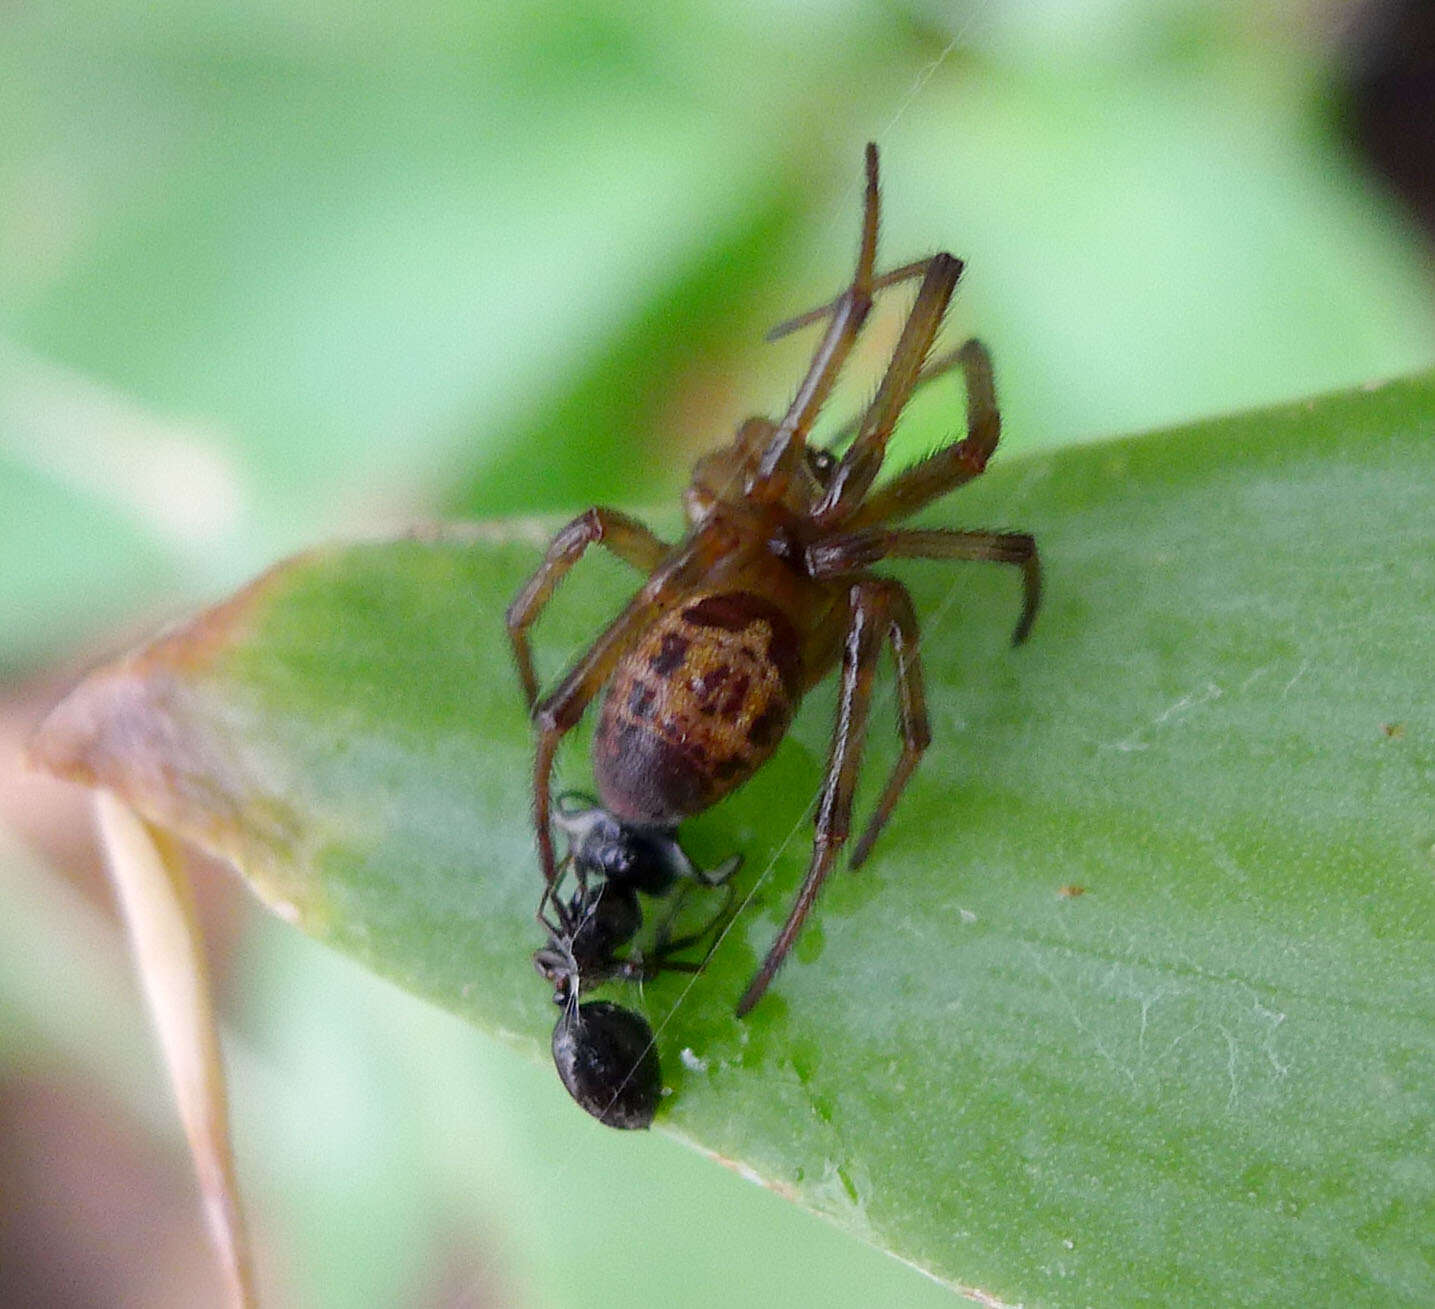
left=804, top=446, right=837, bottom=486
left=683, top=485, right=716, bottom=521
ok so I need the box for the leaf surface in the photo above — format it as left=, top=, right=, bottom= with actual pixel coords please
left=32, top=374, right=1435, bottom=1305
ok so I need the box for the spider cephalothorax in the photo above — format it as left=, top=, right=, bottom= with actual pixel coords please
left=508, top=144, right=1040, bottom=1016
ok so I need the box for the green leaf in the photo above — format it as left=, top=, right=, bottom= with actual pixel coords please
left=31, top=373, right=1435, bottom=1305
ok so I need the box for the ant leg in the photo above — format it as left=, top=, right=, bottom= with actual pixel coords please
left=615, top=879, right=735, bottom=987
left=530, top=522, right=741, bottom=889
left=847, top=339, right=1002, bottom=529
left=653, top=880, right=738, bottom=958
left=812, top=254, right=963, bottom=526
left=809, top=524, right=1040, bottom=646
left=648, top=888, right=690, bottom=955
left=537, top=854, right=581, bottom=938
left=507, top=508, right=670, bottom=708
left=735, top=580, right=889, bottom=1017
left=752, top=144, right=881, bottom=492
left=696, top=852, right=743, bottom=888
left=646, top=827, right=744, bottom=888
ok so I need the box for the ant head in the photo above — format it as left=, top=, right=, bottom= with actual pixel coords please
left=532, top=943, right=576, bottom=1002
left=553, top=794, right=682, bottom=895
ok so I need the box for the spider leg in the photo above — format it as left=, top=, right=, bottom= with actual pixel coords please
left=819, top=341, right=970, bottom=454
left=809, top=525, right=1040, bottom=646
left=765, top=257, right=937, bottom=341
left=735, top=579, right=893, bottom=1017
left=846, top=339, right=1003, bottom=529
left=849, top=582, right=928, bottom=870
left=507, top=508, right=670, bottom=708
left=530, top=522, right=741, bottom=891
left=812, top=253, right=963, bottom=526
left=752, top=144, right=881, bottom=493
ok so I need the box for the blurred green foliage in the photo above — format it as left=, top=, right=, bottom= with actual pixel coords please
left=3, top=1, right=1433, bottom=1306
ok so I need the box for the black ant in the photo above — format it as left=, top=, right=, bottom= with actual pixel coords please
left=536, top=795, right=738, bottom=1129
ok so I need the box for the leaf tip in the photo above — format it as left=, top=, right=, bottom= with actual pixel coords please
left=25, top=666, right=126, bottom=789
left=26, top=554, right=296, bottom=796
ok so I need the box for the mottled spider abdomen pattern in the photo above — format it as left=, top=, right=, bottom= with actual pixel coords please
left=594, top=591, right=802, bottom=826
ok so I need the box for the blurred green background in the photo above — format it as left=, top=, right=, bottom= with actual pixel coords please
left=3, top=1, right=1433, bottom=1305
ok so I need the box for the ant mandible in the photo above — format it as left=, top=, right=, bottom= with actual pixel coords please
left=509, top=144, right=1039, bottom=1016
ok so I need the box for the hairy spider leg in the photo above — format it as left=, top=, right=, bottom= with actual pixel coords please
left=809, top=525, right=1040, bottom=650
left=817, top=340, right=975, bottom=453
left=753, top=143, right=881, bottom=492
left=506, top=507, right=670, bottom=708
left=839, top=581, right=926, bottom=871
left=736, top=577, right=920, bottom=1016
left=846, top=338, right=1004, bottom=528
left=813, top=253, right=963, bottom=526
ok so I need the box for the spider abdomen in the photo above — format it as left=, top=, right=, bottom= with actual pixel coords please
left=594, top=590, right=803, bottom=827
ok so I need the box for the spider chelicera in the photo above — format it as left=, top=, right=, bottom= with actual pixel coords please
left=509, top=143, right=1040, bottom=1016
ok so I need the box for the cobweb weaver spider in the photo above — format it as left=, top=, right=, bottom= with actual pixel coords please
left=508, top=143, right=1040, bottom=1017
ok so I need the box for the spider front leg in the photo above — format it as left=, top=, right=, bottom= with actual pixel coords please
left=764, top=257, right=944, bottom=341
left=753, top=143, right=881, bottom=490
left=846, top=338, right=1003, bottom=529
left=506, top=507, right=669, bottom=708
left=529, top=522, right=740, bottom=899
left=813, top=252, right=963, bottom=525
left=736, top=578, right=919, bottom=1017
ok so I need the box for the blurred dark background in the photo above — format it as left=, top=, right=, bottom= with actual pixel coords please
left=3, top=1, right=1434, bottom=1305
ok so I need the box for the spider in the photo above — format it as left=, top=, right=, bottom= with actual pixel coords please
left=508, top=143, right=1040, bottom=1017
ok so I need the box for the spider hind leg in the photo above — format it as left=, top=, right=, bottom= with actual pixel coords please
left=735, top=577, right=924, bottom=1016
